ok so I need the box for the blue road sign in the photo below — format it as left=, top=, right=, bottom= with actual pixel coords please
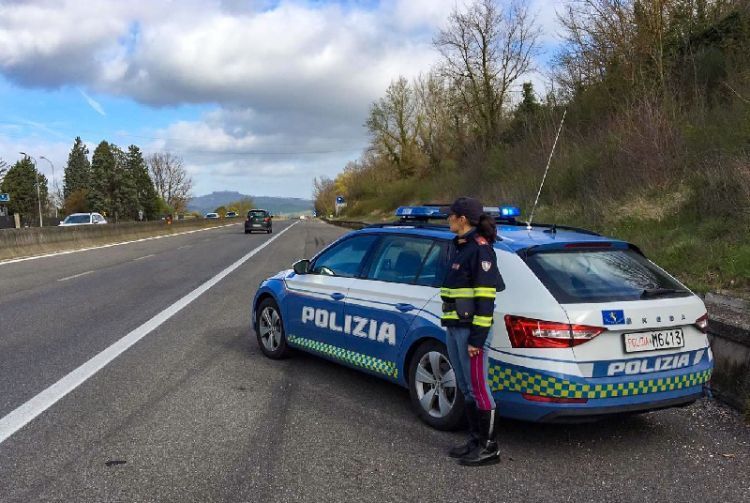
left=0, top=193, right=9, bottom=203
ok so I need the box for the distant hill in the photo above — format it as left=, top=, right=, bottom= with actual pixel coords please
left=187, top=191, right=313, bottom=216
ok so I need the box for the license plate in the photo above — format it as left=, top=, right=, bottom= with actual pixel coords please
left=623, top=328, right=684, bottom=353
left=252, top=224, right=261, bottom=227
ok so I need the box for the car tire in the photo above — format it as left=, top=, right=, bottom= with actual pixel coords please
left=408, top=340, right=465, bottom=431
left=255, top=298, right=290, bottom=359
left=244, top=230, right=250, bottom=234
left=267, top=228, right=272, bottom=234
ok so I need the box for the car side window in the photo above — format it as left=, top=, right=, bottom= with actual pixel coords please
left=365, top=236, right=436, bottom=284
left=414, top=242, right=448, bottom=287
left=311, top=235, right=378, bottom=278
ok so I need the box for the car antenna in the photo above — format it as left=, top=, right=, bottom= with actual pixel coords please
left=526, top=108, right=567, bottom=231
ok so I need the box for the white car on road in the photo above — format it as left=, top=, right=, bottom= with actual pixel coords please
left=58, top=213, right=107, bottom=226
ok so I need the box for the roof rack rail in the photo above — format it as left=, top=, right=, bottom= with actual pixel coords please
left=498, top=220, right=600, bottom=236
left=365, top=221, right=449, bottom=230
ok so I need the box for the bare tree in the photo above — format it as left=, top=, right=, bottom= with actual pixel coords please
left=147, top=152, right=193, bottom=214
left=434, top=0, right=540, bottom=146
left=365, top=76, right=425, bottom=178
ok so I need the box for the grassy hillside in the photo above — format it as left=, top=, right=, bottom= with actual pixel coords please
left=317, top=0, right=750, bottom=295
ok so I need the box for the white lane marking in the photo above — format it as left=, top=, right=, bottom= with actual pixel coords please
left=0, top=221, right=297, bottom=445
left=177, top=245, right=193, bottom=250
left=0, top=223, right=240, bottom=267
left=132, top=254, right=155, bottom=262
left=57, top=270, right=95, bottom=282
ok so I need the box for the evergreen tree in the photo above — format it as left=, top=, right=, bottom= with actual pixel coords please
left=0, top=157, right=48, bottom=225
left=88, top=141, right=115, bottom=217
left=127, top=145, right=159, bottom=220
left=63, top=137, right=91, bottom=200
left=111, top=144, right=138, bottom=221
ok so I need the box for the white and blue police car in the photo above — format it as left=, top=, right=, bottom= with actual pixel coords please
left=251, top=206, right=712, bottom=430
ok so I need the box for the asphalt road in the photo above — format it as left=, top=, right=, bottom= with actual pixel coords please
left=0, top=220, right=748, bottom=503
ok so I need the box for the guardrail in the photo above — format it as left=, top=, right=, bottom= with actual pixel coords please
left=0, top=219, right=234, bottom=261
left=322, top=218, right=749, bottom=417
left=320, top=218, right=368, bottom=229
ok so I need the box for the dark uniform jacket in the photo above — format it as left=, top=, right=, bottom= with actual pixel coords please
left=440, top=229, right=503, bottom=347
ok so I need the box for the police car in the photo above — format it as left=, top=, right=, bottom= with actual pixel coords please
left=251, top=206, right=712, bottom=429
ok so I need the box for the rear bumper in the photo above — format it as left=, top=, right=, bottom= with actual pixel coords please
left=488, top=358, right=712, bottom=422
left=537, top=393, right=701, bottom=423
left=245, top=223, right=270, bottom=231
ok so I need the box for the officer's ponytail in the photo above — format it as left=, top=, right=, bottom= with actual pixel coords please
left=475, top=213, right=497, bottom=242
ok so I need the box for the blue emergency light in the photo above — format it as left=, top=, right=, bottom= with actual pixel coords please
left=484, top=205, right=521, bottom=218
left=395, top=206, right=447, bottom=219
left=499, top=205, right=521, bottom=217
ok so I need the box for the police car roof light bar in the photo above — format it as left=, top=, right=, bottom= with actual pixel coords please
left=395, top=206, right=448, bottom=220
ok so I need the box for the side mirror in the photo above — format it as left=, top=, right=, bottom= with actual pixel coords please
left=293, top=259, right=310, bottom=275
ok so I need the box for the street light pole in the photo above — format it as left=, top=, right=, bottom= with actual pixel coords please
left=19, top=152, right=43, bottom=228
left=40, top=156, right=57, bottom=218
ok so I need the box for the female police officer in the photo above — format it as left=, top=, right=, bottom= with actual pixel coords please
left=441, top=197, right=502, bottom=466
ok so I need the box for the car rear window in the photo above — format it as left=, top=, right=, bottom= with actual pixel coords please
left=524, top=249, right=691, bottom=304
left=248, top=211, right=266, bottom=218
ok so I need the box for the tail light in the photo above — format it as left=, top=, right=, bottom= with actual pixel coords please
left=695, top=313, right=709, bottom=334
left=264, top=217, right=270, bottom=222
left=504, top=315, right=605, bottom=348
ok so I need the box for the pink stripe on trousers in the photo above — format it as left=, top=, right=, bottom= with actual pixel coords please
left=470, top=349, right=492, bottom=411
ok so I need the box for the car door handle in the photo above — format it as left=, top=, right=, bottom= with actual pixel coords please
left=396, top=303, right=415, bottom=312
left=330, top=292, right=345, bottom=301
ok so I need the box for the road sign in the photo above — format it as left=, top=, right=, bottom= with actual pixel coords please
left=0, top=193, right=9, bottom=203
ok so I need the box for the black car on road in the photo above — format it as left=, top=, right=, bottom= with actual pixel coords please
left=245, top=209, right=272, bottom=234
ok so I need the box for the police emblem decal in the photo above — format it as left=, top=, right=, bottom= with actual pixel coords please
left=481, top=261, right=492, bottom=272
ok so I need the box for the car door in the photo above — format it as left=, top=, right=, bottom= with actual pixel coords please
left=283, top=234, right=380, bottom=347
left=341, top=235, right=446, bottom=377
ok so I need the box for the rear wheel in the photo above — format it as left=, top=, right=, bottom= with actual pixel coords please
left=408, top=340, right=464, bottom=430
left=255, top=298, right=290, bottom=359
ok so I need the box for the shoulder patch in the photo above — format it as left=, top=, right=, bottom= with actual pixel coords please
left=474, top=236, right=488, bottom=246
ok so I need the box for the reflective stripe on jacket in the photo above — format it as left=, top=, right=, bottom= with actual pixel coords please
left=440, top=229, right=502, bottom=347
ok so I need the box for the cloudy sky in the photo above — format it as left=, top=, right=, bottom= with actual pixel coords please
left=0, top=0, right=563, bottom=199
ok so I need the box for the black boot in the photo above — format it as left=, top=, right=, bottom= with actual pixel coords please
left=458, top=408, right=499, bottom=466
left=448, top=402, right=479, bottom=458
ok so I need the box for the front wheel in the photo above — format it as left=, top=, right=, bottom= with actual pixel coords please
left=255, top=298, right=290, bottom=359
left=408, top=340, right=464, bottom=430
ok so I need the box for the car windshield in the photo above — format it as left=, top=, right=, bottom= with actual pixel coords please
left=64, top=215, right=90, bottom=224
left=525, top=248, right=691, bottom=304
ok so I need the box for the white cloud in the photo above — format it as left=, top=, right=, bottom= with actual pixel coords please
left=0, top=0, right=563, bottom=198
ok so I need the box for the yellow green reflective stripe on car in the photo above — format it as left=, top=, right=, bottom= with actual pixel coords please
left=441, top=311, right=460, bottom=320
left=487, top=365, right=712, bottom=399
left=287, top=335, right=398, bottom=379
left=474, top=287, right=496, bottom=298
left=472, top=315, right=493, bottom=327
left=440, top=287, right=475, bottom=298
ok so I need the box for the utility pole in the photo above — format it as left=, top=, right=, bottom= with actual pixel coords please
left=19, top=152, right=43, bottom=227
